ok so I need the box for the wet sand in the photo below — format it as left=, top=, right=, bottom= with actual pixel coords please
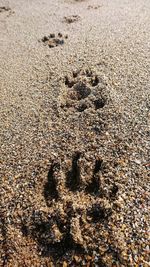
left=0, top=0, right=150, bottom=266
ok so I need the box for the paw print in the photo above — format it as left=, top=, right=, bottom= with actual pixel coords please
left=87, top=5, right=101, bottom=10
left=0, top=6, right=11, bottom=13
left=22, top=153, right=119, bottom=259
left=41, top=33, right=68, bottom=48
left=63, top=15, right=80, bottom=24
left=0, top=6, right=13, bottom=17
left=60, top=69, right=107, bottom=112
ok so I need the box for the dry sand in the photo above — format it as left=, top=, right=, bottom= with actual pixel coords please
left=0, top=0, right=150, bottom=266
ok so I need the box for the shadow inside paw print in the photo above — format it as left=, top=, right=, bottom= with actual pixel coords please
left=22, top=153, right=119, bottom=259
left=41, top=33, right=68, bottom=48
left=44, top=162, right=60, bottom=202
left=61, top=69, right=107, bottom=112
left=27, top=211, right=85, bottom=258
left=87, top=203, right=112, bottom=223
left=66, top=151, right=81, bottom=191
left=86, top=159, right=103, bottom=194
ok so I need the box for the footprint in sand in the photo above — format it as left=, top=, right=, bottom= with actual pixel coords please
left=87, top=5, right=101, bottom=10
left=21, top=152, right=119, bottom=259
left=60, top=68, right=107, bottom=112
left=0, top=6, right=10, bottom=13
left=41, top=33, right=68, bottom=48
left=0, top=6, right=13, bottom=16
left=63, top=15, right=80, bottom=24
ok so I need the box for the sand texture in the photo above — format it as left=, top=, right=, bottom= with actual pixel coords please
left=0, top=0, right=150, bottom=266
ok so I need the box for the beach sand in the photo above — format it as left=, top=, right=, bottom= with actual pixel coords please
left=0, top=0, right=150, bottom=266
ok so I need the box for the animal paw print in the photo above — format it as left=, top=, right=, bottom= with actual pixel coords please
left=61, top=69, right=107, bottom=112
left=41, top=33, right=68, bottom=48
left=22, top=153, right=119, bottom=259
left=0, top=6, right=11, bottom=13
left=63, top=15, right=80, bottom=24
left=0, top=6, right=13, bottom=16
left=87, top=5, right=101, bottom=10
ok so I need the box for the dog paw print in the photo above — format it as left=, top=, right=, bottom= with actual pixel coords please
left=87, top=5, right=101, bottom=10
left=41, top=33, right=68, bottom=48
left=22, top=153, right=119, bottom=259
left=0, top=6, right=10, bottom=13
left=60, top=69, right=107, bottom=112
left=63, top=15, right=80, bottom=24
left=74, top=0, right=85, bottom=2
left=0, top=6, right=13, bottom=16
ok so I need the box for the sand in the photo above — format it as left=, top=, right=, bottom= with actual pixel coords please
left=0, top=0, right=150, bottom=266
